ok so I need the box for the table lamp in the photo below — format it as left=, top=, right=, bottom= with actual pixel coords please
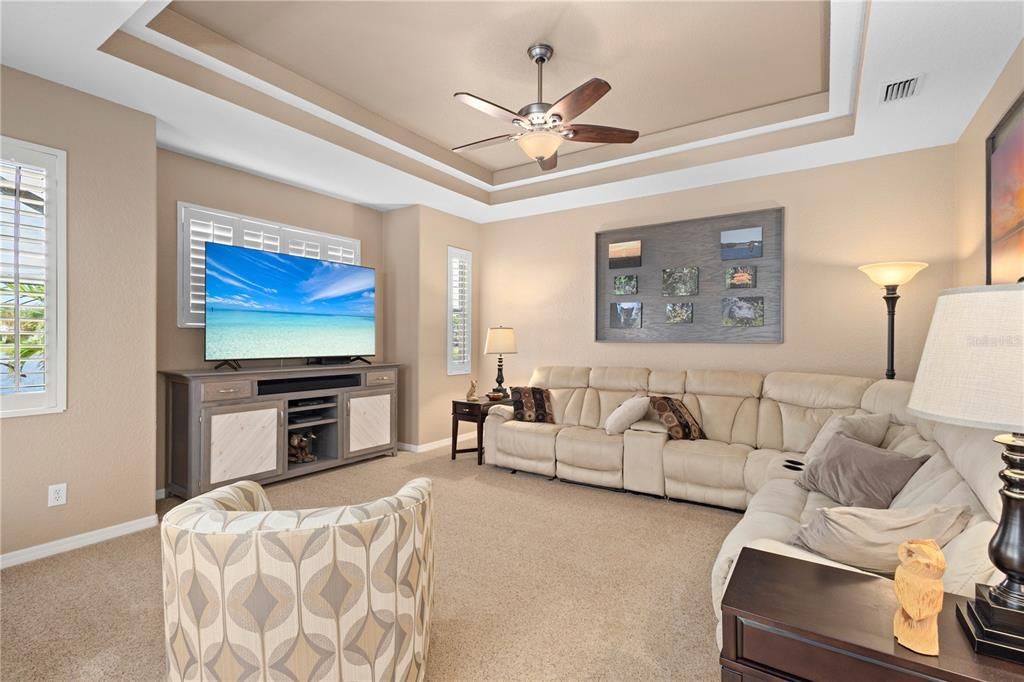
left=858, top=261, right=929, bottom=379
left=907, top=283, right=1024, bottom=662
left=484, top=326, right=517, bottom=398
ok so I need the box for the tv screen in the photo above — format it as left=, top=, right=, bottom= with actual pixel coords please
left=204, top=243, right=376, bottom=361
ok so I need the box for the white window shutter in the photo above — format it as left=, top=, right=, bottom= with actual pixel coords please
left=177, top=203, right=361, bottom=327
left=447, top=247, right=472, bottom=376
left=0, top=137, right=67, bottom=418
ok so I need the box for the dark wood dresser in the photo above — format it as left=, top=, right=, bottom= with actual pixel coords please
left=720, top=548, right=1024, bottom=681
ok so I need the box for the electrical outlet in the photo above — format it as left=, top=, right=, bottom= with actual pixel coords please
left=47, top=483, right=67, bottom=507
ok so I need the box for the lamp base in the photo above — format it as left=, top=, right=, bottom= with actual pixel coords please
left=957, top=584, right=1024, bottom=663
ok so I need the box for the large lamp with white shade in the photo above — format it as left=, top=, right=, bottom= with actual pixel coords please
left=484, top=326, right=517, bottom=398
left=908, top=283, right=1024, bottom=662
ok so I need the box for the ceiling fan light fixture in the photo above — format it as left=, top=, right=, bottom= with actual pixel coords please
left=517, top=131, right=563, bottom=161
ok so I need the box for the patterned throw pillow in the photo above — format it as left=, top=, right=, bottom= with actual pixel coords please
left=649, top=396, right=705, bottom=440
left=511, top=386, right=555, bottom=423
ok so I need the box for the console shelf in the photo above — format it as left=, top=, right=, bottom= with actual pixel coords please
left=162, top=363, right=399, bottom=499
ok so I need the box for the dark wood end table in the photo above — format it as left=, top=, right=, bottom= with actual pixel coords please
left=720, top=548, right=1023, bottom=681
left=451, top=398, right=512, bottom=465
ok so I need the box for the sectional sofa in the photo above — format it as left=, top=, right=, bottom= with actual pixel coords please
left=483, top=366, right=1004, bottom=641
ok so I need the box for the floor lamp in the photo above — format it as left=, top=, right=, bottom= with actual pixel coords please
left=908, top=283, right=1024, bottom=662
left=858, top=261, right=928, bottom=379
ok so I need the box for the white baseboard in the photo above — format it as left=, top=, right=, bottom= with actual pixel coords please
left=398, top=431, right=476, bottom=454
left=0, top=514, right=159, bottom=570
left=155, top=488, right=167, bottom=500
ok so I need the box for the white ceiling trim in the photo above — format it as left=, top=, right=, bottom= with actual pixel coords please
left=1, top=1, right=1021, bottom=224
left=121, top=1, right=866, bottom=192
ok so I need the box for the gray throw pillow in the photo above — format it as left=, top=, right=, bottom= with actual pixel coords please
left=797, top=434, right=927, bottom=508
left=791, top=504, right=972, bottom=573
left=803, top=412, right=890, bottom=463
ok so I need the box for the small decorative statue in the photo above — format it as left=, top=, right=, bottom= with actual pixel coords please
left=466, top=378, right=479, bottom=402
left=893, top=539, right=946, bottom=656
left=288, top=431, right=317, bottom=464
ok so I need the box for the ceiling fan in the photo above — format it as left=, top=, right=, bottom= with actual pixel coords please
left=452, top=43, right=639, bottom=171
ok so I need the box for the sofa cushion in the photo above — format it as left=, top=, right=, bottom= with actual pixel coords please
left=798, top=435, right=927, bottom=508
left=803, top=412, right=890, bottom=462
left=664, top=439, right=751, bottom=493
left=510, top=386, right=555, bottom=423
left=650, top=396, right=705, bottom=440
left=791, top=504, right=972, bottom=573
left=529, top=366, right=590, bottom=425
left=556, top=426, right=624, bottom=472
left=683, top=370, right=762, bottom=447
left=942, top=520, right=1001, bottom=595
left=496, top=421, right=566, bottom=460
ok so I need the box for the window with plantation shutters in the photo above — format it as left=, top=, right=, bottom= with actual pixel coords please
left=0, top=137, right=67, bottom=418
left=177, top=202, right=361, bottom=327
left=447, top=247, right=472, bottom=376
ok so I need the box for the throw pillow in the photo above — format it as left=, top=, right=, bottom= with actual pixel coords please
left=804, top=412, right=890, bottom=463
left=605, top=396, right=650, bottom=435
left=649, top=396, right=705, bottom=441
left=510, top=386, right=555, bottom=423
left=798, top=434, right=927, bottom=508
left=791, top=504, right=972, bottom=573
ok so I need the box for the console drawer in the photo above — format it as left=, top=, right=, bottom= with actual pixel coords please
left=201, top=380, right=253, bottom=402
left=365, top=370, right=396, bottom=387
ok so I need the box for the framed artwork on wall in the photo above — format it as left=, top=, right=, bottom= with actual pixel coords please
left=987, top=90, right=1024, bottom=284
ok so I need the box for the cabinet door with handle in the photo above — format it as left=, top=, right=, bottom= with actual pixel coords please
left=343, top=389, right=395, bottom=458
left=201, top=400, right=285, bottom=491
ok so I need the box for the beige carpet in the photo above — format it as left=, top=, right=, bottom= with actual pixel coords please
left=0, top=449, right=738, bottom=681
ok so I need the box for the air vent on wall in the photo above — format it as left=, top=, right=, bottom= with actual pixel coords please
left=881, top=75, right=922, bottom=103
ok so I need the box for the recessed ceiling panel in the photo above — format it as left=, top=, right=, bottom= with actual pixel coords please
left=168, top=1, right=830, bottom=172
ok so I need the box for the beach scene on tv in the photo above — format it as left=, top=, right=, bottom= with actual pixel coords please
left=204, top=243, right=376, bottom=360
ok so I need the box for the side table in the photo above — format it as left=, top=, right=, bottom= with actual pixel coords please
left=451, top=398, right=512, bottom=465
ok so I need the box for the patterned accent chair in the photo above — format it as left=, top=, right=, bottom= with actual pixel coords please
left=161, top=478, right=433, bottom=682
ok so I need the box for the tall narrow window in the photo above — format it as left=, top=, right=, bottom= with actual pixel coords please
left=0, top=137, right=67, bottom=418
left=177, top=202, right=361, bottom=327
left=447, top=247, right=472, bottom=376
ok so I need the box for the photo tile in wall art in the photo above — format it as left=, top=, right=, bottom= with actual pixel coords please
left=609, top=240, right=642, bottom=269
left=720, top=227, right=763, bottom=260
left=987, top=92, right=1024, bottom=284
left=662, top=267, right=699, bottom=296
left=613, top=274, right=638, bottom=295
left=610, top=302, right=642, bottom=329
left=722, top=296, right=764, bottom=327
left=665, top=302, right=694, bottom=324
left=725, top=265, right=757, bottom=289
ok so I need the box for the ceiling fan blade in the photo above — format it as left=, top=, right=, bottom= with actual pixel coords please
left=546, top=78, right=611, bottom=124
left=454, top=92, right=527, bottom=126
left=537, top=152, right=558, bottom=171
left=452, top=134, right=514, bottom=153
left=565, top=124, right=639, bottom=144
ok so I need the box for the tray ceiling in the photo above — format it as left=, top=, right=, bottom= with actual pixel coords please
left=166, top=0, right=830, bottom=173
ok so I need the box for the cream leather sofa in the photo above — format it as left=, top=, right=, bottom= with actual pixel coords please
left=483, top=366, right=1003, bottom=641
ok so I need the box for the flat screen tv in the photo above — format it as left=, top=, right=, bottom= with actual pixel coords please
left=204, top=242, right=376, bottom=361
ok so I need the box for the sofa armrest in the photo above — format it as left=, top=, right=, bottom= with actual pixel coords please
left=488, top=404, right=514, bottom=421
left=629, top=419, right=667, bottom=434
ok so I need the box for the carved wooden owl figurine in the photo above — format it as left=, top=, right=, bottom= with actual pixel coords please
left=893, top=539, right=946, bottom=656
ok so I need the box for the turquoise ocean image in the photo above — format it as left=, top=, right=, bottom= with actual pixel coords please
left=204, top=243, right=376, bottom=360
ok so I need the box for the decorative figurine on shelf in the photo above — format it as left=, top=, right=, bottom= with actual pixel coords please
left=893, top=539, right=946, bottom=656
left=466, top=378, right=479, bottom=402
left=288, top=431, right=317, bottom=464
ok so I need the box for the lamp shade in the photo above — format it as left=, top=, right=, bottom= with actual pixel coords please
left=858, top=261, right=929, bottom=287
left=516, top=132, right=563, bottom=161
left=908, top=284, right=1024, bottom=432
left=484, top=326, right=517, bottom=354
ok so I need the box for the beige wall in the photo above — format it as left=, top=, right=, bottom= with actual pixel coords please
left=954, top=39, right=1024, bottom=286
left=155, top=150, right=383, bottom=489
left=0, top=68, right=157, bottom=553
left=383, top=206, right=481, bottom=446
left=479, top=146, right=958, bottom=387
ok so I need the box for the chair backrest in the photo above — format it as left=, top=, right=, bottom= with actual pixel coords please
left=581, top=367, right=650, bottom=429
left=757, top=372, right=874, bottom=452
left=682, top=369, right=763, bottom=446
left=529, top=366, right=591, bottom=425
left=161, top=478, right=433, bottom=682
